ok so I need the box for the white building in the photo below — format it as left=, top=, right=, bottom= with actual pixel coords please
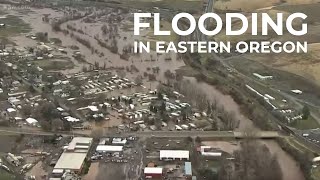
left=160, top=150, right=189, bottom=161
left=96, top=145, right=123, bottom=153
left=53, top=137, right=92, bottom=174
left=26, top=118, right=38, bottom=126
left=200, top=146, right=222, bottom=157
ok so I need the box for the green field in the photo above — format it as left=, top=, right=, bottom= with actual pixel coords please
left=291, top=117, right=320, bottom=130
left=0, top=170, right=14, bottom=180
left=34, top=59, right=74, bottom=71
left=312, top=166, right=320, bottom=180
left=0, top=15, right=31, bottom=38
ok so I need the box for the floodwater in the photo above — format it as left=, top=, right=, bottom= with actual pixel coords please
left=83, top=162, right=99, bottom=180
left=8, top=6, right=183, bottom=75
left=203, top=140, right=305, bottom=180
left=262, top=140, right=305, bottom=180
left=4, top=6, right=305, bottom=180
left=184, top=77, right=256, bottom=131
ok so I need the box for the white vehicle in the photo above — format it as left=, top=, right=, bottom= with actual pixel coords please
left=175, top=125, right=182, bottom=131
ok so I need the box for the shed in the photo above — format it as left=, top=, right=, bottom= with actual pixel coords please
left=26, top=118, right=38, bottom=126
left=160, top=150, right=189, bottom=161
left=185, top=162, right=192, bottom=176
left=96, top=145, right=123, bottom=153
left=144, top=167, right=163, bottom=179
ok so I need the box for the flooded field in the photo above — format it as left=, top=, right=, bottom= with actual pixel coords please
left=203, top=140, right=305, bottom=180
left=185, top=77, right=256, bottom=131
left=5, top=6, right=183, bottom=75
left=83, top=162, right=99, bottom=180
left=262, top=140, right=305, bottom=180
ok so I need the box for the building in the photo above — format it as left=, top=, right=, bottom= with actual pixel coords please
left=185, top=162, right=192, bottom=178
left=200, top=146, right=222, bottom=157
left=112, top=138, right=127, bottom=145
left=53, top=137, right=92, bottom=174
left=313, top=156, right=320, bottom=164
left=26, top=118, right=38, bottom=126
left=160, top=150, right=189, bottom=161
left=144, top=167, right=163, bottom=179
left=96, top=145, right=123, bottom=153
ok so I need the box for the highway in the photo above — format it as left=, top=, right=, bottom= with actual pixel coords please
left=125, top=130, right=280, bottom=139
left=0, top=127, right=88, bottom=136
left=0, top=127, right=280, bottom=139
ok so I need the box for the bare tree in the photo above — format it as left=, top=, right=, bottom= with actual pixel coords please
left=134, top=75, right=143, bottom=85
left=117, top=70, right=126, bottom=78
left=52, top=119, right=63, bottom=131
left=91, top=128, right=104, bottom=139
left=232, top=131, right=283, bottom=180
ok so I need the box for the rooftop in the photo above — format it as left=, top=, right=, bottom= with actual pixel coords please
left=160, top=150, right=189, bottom=159
left=67, top=137, right=92, bottom=151
left=185, top=162, right=192, bottom=176
left=144, top=167, right=163, bottom=174
left=96, top=145, right=123, bottom=152
left=54, top=152, right=87, bottom=170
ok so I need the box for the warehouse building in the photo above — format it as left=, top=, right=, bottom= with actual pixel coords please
left=144, top=167, right=163, bottom=179
left=160, top=150, right=189, bottom=161
left=53, top=137, right=93, bottom=174
left=96, top=145, right=123, bottom=153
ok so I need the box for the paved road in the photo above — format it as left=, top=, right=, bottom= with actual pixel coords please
left=124, top=130, right=280, bottom=138
left=0, top=127, right=280, bottom=138
left=0, top=127, right=88, bottom=136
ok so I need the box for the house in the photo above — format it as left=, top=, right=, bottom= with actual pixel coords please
left=26, top=118, right=38, bottom=126
left=160, top=150, right=189, bottom=161
left=313, top=156, right=320, bottom=164
left=6, top=153, right=22, bottom=166
left=144, top=167, right=163, bottom=179
left=112, top=138, right=127, bottom=145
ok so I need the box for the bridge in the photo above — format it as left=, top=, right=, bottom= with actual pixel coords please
left=0, top=127, right=280, bottom=139
left=126, top=131, right=280, bottom=139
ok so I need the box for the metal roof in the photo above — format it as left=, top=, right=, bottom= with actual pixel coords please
left=185, top=162, right=192, bottom=175
left=54, top=153, right=87, bottom=170
left=96, top=145, right=123, bottom=152
left=160, top=150, right=189, bottom=159
left=67, top=137, right=92, bottom=151
left=144, top=167, right=163, bottom=174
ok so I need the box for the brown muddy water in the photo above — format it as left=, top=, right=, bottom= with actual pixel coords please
left=203, top=140, right=304, bottom=180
